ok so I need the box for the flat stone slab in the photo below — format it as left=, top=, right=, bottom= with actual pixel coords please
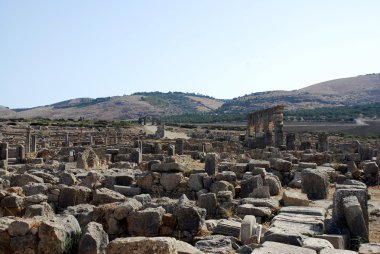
left=280, top=206, right=326, bottom=216
left=252, top=241, right=317, bottom=254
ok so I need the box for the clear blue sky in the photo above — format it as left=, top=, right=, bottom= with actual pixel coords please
left=1, top=1, right=380, bottom=108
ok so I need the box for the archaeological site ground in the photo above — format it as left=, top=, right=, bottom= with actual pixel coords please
left=0, top=104, right=379, bottom=254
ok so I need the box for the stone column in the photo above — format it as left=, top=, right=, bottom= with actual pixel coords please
left=65, top=133, right=70, bottom=147
left=175, top=139, right=184, bottom=155
left=264, top=114, right=273, bottom=147
left=131, top=148, right=142, bottom=164
left=274, top=107, right=284, bottom=148
left=318, top=133, right=329, bottom=152
left=114, top=132, right=118, bottom=144
left=26, top=129, right=31, bottom=153
left=205, top=153, right=218, bottom=176
left=154, top=142, right=162, bottom=154
left=31, top=134, right=37, bottom=152
left=286, top=133, right=296, bottom=150
left=0, top=142, right=9, bottom=161
left=168, top=144, right=175, bottom=156
left=16, top=145, right=25, bottom=163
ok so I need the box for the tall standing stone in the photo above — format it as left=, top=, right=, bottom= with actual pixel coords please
left=31, top=134, right=37, bottom=152
left=318, top=133, right=329, bottom=152
left=0, top=142, right=9, bottom=161
left=16, top=145, right=25, bottom=163
left=286, top=133, right=296, bottom=150
left=65, top=133, right=70, bottom=147
left=175, top=139, right=184, bottom=155
left=131, top=148, right=142, bottom=164
left=168, top=145, right=175, bottom=156
left=205, top=153, right=218, bottom=176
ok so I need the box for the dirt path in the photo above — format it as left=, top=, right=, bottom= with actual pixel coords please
left=143, top=125, right=190, bottom=140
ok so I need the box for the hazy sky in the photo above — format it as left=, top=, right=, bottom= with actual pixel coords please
left=1, top=1, right=380, bottom=108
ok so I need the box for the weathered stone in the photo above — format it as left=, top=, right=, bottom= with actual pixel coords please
left=63, top=204, right=96, bottom=228
left=359, top=243, right=380, bottom=254
left=302, top=237, right=334, bottom=252
left=195, top=235, right=234, bottom=254
left=198, top=193, right=217, bottom=219
left=264, top=174, right=282, bottom=195
left=249, top=159, right=270, bottom=169
left=23, top=182, right=49, bottom=196
left=213, top=219, right=241, bottom=238
left=301, top=168, right=329, bottom=200
left=59, top=172, right=77, bottom=186
left=205, top=153, right=218, bottom=176
left=160, top=172, right=183, bottom=191
left=240, top=175, right=263, bottom=198
left=270, top=158, right=292, bottom=172
left=11, top=173, right=44, bottom=187
left=188, top=173, right=207, bottom=191
left=127, top=207, right=165, bottom=236
left=38, top=215, right=81, bottom=254
left=175, top=204, right=206, bottom=233
left=78, top=222, right=109, bottom=254
left=238, top=204, right=272, bottom=218
left=211, top=180, right=235, bottom=197
left=315, top=234, right=348, bottom=249
left=58, top=186, right=92, bottom=208
left=240, top=215, right=257, bottom=243
left=113, top=199, right=143, bottom=220
left=93, top=188, right=126, bottom=205
left=252, top=241, right=317, bottom=254
left=342, top=195, right=368, bottom=242
left=25, top=202, right=55, bottom=217
left=151, top=162, right=185, bottom=173
left=215, top=171, right=237, bottom=183
left=282, top=190, right=309, bottom=206
left=250, top=185, right=270, bottom=199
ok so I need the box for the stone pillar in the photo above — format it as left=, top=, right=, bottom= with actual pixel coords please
left=31, top=134, right=37, bottom=152
left=0, top=142, right=9, bottom=161
left=16, top=145, right=25, bottom=163
left=90, top=135, right=94, bottom=146
left=286, top=133, right=296, bottom=150
left=136, top=139, right=143, bottom=152
left=114, top=132, right=118, bottom=144
left=156, top=124, right=165, bottom=138
left=318, top=133, right=329, bottom=152
left=274, top=107, right=284, bottom=148
left=205, top=153, right=218, bottom=176
left=41, top=138, right=47, bottom=149
left=175, top=139, right=184, bottom=155
left=131, top=148, right=142, bottom=164
left=65, top=133, right=70, bottom=147
left=264, top=114, right=273, bottom=147
left=26, top=129, right=31, bottom=153
left=154, top=142, right=162, bottom=154
left=168, top=144, right=175, bottom=156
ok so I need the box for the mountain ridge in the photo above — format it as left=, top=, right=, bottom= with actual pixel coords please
left=1, top=73, right=379, bottom=120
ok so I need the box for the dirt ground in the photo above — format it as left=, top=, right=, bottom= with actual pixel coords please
left=143, top=125, right=190, bottom=139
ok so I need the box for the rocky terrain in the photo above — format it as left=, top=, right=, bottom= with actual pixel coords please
left=1, top=74, right=379, bottom=120
left=0, top=116, right=379, bottom=254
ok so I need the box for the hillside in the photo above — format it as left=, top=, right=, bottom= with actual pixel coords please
left=7, top=92, right=224, bottom=120
left=1, top=74, right=379, bottom=120
left=0, top=106, right=15, bottom=118
left=218, top=74, right=380, bottom=113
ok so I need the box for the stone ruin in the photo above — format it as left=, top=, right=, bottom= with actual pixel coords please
left=246, top=105, right=284, bottom=149
left=0, top=118, right=379, bottom=254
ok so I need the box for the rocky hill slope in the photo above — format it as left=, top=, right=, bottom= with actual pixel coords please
left=217, top=73, right=380, bottom=113
left=1, top=74, right=379, bottom=120
left=8, top=92, right=224, bottom=120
